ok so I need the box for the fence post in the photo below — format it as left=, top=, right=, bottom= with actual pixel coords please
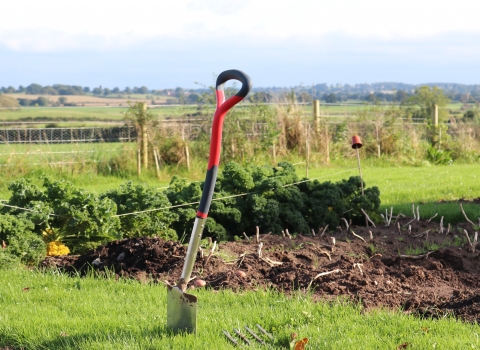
left=432, top=104, right=439, bottom=147
left=141, top=102, right=148, bottom=168
left=313, top=100, right=320, bottom=133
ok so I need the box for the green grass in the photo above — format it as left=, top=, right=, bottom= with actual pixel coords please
left=306, top=161, right=480, bottom=224
left=0, top=268, right=478, bottom=349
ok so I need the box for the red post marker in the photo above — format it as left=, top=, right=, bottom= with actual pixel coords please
left=352, top=135, right=364, bottom=196
left=352, top=135, right=363, bottom=149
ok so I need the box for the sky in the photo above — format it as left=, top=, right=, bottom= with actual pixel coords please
left=1, top=0, right=480, bottom=89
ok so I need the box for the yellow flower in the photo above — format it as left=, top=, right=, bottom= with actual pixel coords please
left=46, top=241, right=70, bottom=256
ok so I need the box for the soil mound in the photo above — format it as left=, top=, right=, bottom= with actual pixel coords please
left=42, top=217, right=480, bottom=323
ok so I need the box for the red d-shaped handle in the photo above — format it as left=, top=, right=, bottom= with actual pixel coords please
left=196, top=69, right=253, bottom=219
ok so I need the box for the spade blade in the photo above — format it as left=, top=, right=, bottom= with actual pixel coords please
left=167, top=284, right=197, bottom=334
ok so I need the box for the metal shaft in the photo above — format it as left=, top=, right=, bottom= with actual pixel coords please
left=179, top=217, right=206, bottom=287
left=355, top=147, right=364, bottom=196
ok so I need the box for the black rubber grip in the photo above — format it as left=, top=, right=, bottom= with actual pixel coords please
left=197, top=165, right=218, bottom=216
left=216, top=69, right=253, bottom=98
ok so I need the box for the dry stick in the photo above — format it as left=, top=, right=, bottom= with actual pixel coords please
left=337, top=226, right=343, bottom=235
left=439, top=216, right=444, bottom=234
left=307, top=269, right=341, bottom=289
left=198, top=246, right=204, bottom=259
left=460, top=203, right=476, bottom=228
left=397, top=222, right=402, bottom=235
left=403, top=218, right=415, bottom=228
left=285, top=229, right=292, bottom=239
left=352, top=263, right=363, bottom=276
left=204, top=241, right=217, bottom=266
left=387, top=207, right=393, bottom=226
left=446, top=223, right=451, bottom=235
left=408, top=225, right=412, bottom=235
left=257, top=242, right=264, bottom=258
left=360, top=209, right=376, bottom=228
left=416, top=206, right=420, bottom=221
left=473, top=232, right=478, bottom=253
left=463, top=229, right=474, bottom=252
left=394, top=213, right=406, bottom=224
left=242, top=232, right=250, bottom=243
left=369, top=231, right=374, bottom=242
left=380, top=213, right=386, bottom=225
left=311, top=229, right=316, bottom=237
left=412, top=204, right=416, bottom=220
left=341, top=218, right=349, bottom=232
left=281, top=230, right=285, bottom=238
left=351, top=230, right=366, bottom=243
left=320, top=225, right=329, bottom=237
left=255, top=226, right=260, bottom=244
left=400, top=251, right=435, bottom=259
left=427, top=213, right=438, bottom=223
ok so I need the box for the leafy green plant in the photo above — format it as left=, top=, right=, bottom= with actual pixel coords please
left=102, top=181, right=178, bottom=240
left=426, top=145, right=452, bottom=165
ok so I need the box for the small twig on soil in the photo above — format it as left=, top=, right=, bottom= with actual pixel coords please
left=352, top=263, right=363, bottom=276
left=397, top=222, right=401, bottom=235
left=416, top=205, right=420, bottom=221
left=281, top=230, right=285, bottom=238
left=351, top=230, right=366, bottom=243
left=439, top=216, right=444, bottom=234
left=403, top=218, right=415, bottom=228
left=331, top=237, right=336, bottom=252
left=408, top=225, right=412, bottom=235
left=460, top=203, right=476, bottom=228
left=237, top=253, right=246, bottom=268
left=360, top=208, right=376, bottom=228
left=341, top=218, right=349, bottom=232
left=399, top=250, right=436, bottom=259
left=321, top=250, right=332, bottom=261
left=446, top=223, right=451, bottom=235
left=199, top=246, right=204, bottom=259
left=320, top=225, right=329, bottom=237
left=425, top=230, right=429, bottom=242
left=387, top=207, right=393, bottom=226
left=337, top=226, right=343, bottom=235
left=242, top=232, right=250, bottom=243
left=307, top=269, right=341, bottom=289
left=369, top=230, right=374, bottom=242
left=394, top=213, right=405, bottom=224
left=261, top=257, right=283, bottom=266
left=412, top=204, right=416, bottom=220
left=311, top=229, right=316, bottom=237
left=257, top=242, right=263, bottom=258
left=255, top=226, right=260, bottom=244
left=204, top=241, right=217, bottom=266
left=285, top=229, right=292, bottom=239
left=427, top=213, right=438, bottom=223
left=463, top=229, right=473, bottom=252
left=369, top=253, right=382, bottom=259
left=474, top=232, right=478, bottom=253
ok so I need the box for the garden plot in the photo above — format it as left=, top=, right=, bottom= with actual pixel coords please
left=43, top=214, right=480, bottom=323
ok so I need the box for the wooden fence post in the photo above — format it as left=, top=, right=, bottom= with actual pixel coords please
left=313, top=100, right=320, bottom=133
left=432, top=104, right=439, bottom=147
left=141, top=102, right=148, bottom=168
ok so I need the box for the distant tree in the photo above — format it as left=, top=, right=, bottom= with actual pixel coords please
left=92, top=86, right=103, bottom=95
left=25, top=84, right=43, bottom=94
left=124, top=87, right=132, bottom=94
left=186, top=93, right=199, bottom=104
left=366, top=93, right=378, bottom=103
left=83, top=87, right=90, bottom=93
left=325, top=93, right=337, bottom=103
left=463, top=109, right=480, bottom=123
left=18, top=85, right=26, bottom=93
left=42, top=86, right=58, bottom=95
left=175, top=87, right=185, bottom=98
left=35, top=96, right=49, bottom=106
left=298, top=92, right=312, bottom=103
left=58, top=97, right=67, bottom=105
left=394, top=90, right=408, bottom=102
left=406, top=86, right=450, bottom=121
left=17, top=98, right=32, bottom=106
left=103, top=88, right=111, bottom=96
left=112, top=87, right=120, bottom=94
left=138, top=86, right=149, bottom=94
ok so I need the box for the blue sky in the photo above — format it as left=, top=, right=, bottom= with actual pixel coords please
left=1, top=0, right=480, bottom=89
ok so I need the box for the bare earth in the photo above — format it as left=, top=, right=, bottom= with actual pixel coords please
left=43, top=216, right=480, bottom=323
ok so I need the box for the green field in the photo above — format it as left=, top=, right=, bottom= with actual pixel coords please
left=1, top=268, right=478, bottom=350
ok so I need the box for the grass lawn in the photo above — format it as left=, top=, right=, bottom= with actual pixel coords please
left=0, top=268, right=478, bottom=349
